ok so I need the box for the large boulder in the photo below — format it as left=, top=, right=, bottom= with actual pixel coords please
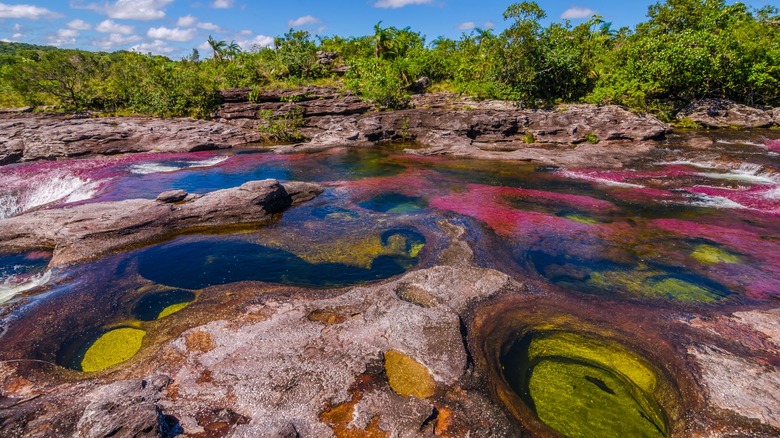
left=677, top=99, right=774, bottom=128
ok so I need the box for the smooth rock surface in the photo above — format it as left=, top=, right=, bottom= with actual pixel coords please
left=0, top=179, right=322, bottom=267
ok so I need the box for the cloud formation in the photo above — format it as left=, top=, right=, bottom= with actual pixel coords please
left=81, top=0, right=174, bottom=21
left=456, top=22, right=476, bottom=30
left=288, top=15, right=320, bottom=28
left=147, top=26, right=197, bottom=42
left=561, top=7, right=596, bottom=20
left=68, top=19, right=92, bottom=30
left=373, top=0, right=433, bottom=9
left=96, top=19, right=134, bottom=35
left=0, top=3, right=60, bottom=20
left=132, top=39, right=175, bottom=54
left=210, top=0, right=234, bottom=9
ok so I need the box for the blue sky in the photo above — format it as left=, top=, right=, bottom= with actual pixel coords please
left=0, top=0, right=774, bottom=58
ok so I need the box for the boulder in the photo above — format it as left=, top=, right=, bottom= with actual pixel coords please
left=677, top=99, right=774, bottom=128
left=156, top=190, right=189, bottom=203
left=0, top=179, right=323, bottom=267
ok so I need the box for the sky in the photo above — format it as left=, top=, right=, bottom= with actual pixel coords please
left=0, top=0, right=774, bottom=58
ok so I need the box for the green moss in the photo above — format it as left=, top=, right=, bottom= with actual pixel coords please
left=584, top=132, right=599, bottom=144
left=674, top=117, right=702, bottom=129
left=586, top=268, right=726, bottom=302
left=81, top=328, right=146, bottom=373
left=521, top=132, right=536, bottom=144
left=691, top=244, right=741, bottom=265
left=649, top=278, right=719, bottom=303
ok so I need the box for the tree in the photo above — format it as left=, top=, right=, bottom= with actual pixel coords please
left=207, top=36, right=227, bottom=61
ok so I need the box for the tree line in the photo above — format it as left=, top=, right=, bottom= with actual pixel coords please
left=0, top=0, right=777, bottom=121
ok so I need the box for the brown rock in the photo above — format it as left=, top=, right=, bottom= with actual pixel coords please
left=0, top=113, right=261, bottom=165
left=677, top=99, right=774, bottom=128
left=0, top=179, right=323, bottom=267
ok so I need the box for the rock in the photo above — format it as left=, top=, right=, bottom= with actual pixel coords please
left=677, top=99, right=774, bottom=128
left=410, top=76, right=431, bottom=94
left=0, top=179, right=323, bottom=267
left=773, top=108, right=780, bottom=126
left=156, top=190, right=188, bottom=203
left=0, top=113, right=261, bottom=165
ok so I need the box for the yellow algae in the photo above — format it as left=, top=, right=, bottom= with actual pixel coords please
left=261, top=232, right=424, bottom=269
left=81, top=328, right=146, bottom=372
left=563, top=214, right=600, bottom=225
left=691, top=244, right=741, bottom=265
left=384, top=350, right=436, bottom=398
left=157, top=302, right=191, bottom=319
left=651, top=278, right=719, bottom=303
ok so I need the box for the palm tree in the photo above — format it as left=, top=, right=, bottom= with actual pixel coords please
left=207, top=35, right=227, bottom=61
left=225, top=40, right=241, bottom=60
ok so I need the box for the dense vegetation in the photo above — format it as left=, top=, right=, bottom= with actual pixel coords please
left=0, top=0, right=778, bottom=120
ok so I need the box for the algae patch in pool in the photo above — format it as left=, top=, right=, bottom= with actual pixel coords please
left=81, top=328, right=145, bottom=372
left=133, top=289, right=196, bottom=321
left=502, top=331, right=668, bottom=438
left=359, top=193, right=427, bottom=214
left=136, top=232, right=425, bottom=290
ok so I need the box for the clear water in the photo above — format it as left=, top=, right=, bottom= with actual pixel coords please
left=0, top=133, right=779, bottom=382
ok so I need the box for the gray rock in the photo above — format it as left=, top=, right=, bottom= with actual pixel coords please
left=677, top=99, right=774, bottom=128
left=156, top=190, right=188, bottom=203
left=0, top=179, right=323, bottom=267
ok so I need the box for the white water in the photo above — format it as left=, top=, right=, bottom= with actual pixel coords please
left=559, top=170, right=645, bottom=188
left=0, top=270, right=52, bottom=304
left=689, top=194, right=749, bottom=210
left=130, top=156, right=229, bottom=175
left=698, top=163, right=779, bottom=185
left=0, top=172, right=103, bottom=219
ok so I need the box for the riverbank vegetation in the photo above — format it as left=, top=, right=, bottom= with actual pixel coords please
left=0, top=0, right=777, bottom=120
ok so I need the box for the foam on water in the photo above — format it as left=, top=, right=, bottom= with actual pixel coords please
left=698, top=163, right=778, bottom=185
left=559, top=170, right=645, bottom=188
left=0, top=270, right=52, bottom=304
left=129, top=156, right=229, bottom=175
left=0, top=172, right=104, bottom=219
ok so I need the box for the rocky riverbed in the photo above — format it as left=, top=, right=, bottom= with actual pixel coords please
left=0, top=92, right=779, bottom=437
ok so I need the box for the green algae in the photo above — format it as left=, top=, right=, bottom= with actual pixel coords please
left=504, top=331, right=668, bottom=438
left=586, top=268, right=727, bottom=303
left=691, top=244, right=741, bottom=265
left=563, top=213, right=600, bottom=224
left=81, top=327, right=146, bottom=373
left=133, top=289, right=196, bottom=321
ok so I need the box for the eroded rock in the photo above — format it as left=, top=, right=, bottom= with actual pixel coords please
left=677, top=99, right=774, bottom=129
left=0, top=113, right=261, bottom=165
left=0, top=179, right=323, bottom=267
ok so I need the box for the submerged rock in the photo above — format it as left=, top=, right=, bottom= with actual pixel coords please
left=0, top=179, right=323, bottom=267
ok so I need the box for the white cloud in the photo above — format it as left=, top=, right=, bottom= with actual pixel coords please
left=197, top=22, right=221, bottom=31
left=237, top=29, right=252, bottom=36
left=0, top=3, right=60, bottom=19
left=91, top=32, right=141, bottom=50
left=49, top=28, right=79, bottom=45
left=147, top=26, right=197, bottom=42
left=561, top=7, right=596, bottom=19
left=236, top=34, right=273, bottom=51
left=13, top=23, right=22, bottom=31
left=67, top=19, right=91, bottom=30
left=210, top=0, right=233, bottom=8
left=79, top=0, right=173, bottom=21
left=456, top=22, right=476, bottom=31
left=483, top=21, right=495, bottom=29
left=11, top=32, right=22, bottom=39
left=131, top=39, right=175, bottom=55
left=96, top=19, right=134, bottom=34
left=288, top=15, right=320, bottom=28
left=176, top=14, right=197, bottom=27
left=373, top=0, right=433, bottom=8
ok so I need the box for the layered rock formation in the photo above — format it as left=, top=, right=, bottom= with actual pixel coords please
left=0, top=114, right=261, bottom=165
